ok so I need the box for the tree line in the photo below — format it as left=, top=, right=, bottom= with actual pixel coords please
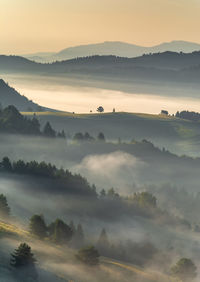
left=176, top=110, right=200, bottom=122
left=73, top=132, right=105, bottom=142
left=0, top=105, right=65, bottom=137
left=0, top=156, right=97, bottom=196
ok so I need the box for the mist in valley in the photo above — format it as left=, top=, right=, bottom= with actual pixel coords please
left=0, top=129, right=199, bottom=280
left=1, top=32, right=200, bottom=282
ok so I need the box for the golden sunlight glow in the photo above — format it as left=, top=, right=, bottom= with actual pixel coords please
left=1, top=0, right=200, bottom=54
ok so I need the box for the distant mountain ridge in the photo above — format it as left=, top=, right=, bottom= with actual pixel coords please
left=2, top=51, right=200, bottom=94
left=23, top=40, right=200, bottom=62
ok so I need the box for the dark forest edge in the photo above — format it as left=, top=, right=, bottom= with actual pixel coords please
left=0, top=105, right=65, bottom=137
left=0, top=156, right=196, bottom=231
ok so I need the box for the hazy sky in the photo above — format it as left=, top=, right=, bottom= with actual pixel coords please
left=1, top=0, right=200, bottom=54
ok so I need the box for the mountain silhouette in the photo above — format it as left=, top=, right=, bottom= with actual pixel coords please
left=23, top=40, right=200, bottom=62
left=1, top=52, right=200, bottom=91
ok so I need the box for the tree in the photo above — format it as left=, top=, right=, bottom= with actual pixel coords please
left=97, top=106, right=104, bottom=113
left=133, top=192, right=157, bottom=209
left=100, top=189, right=106, bottom=197
left=51, top=219, right=73, bottom=244
left=30, top=116, right=40, bottom=134
left=107, top=188, right=119, bottom=198
left=74, top=224, right=85, bottom=248
left=1, top=156, right=12, bottom=171
left=43, top=121, right=56, bottom=138
left=171, top=258, right=197, bottom=281
left=97, top=228, right=109, bottom=246
left=97, top=228, right=110, bottom=255
left=57, top=130, right=66, bottom=139
left=73, top=132, right=84, bottom=142
left=29, top=215, right=47, bottom=239
left=76, top=246, right=100, bottom=266
left=97, top=132, right=105, bottom=142
left=10, top=243, right=37, bottom=280
left=0, top=194, right=10, bottom=217
left=84, top=132, right=94, bottom=142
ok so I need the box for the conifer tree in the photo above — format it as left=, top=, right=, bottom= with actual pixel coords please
left=29, top=214, right=47, bottom=239
left=43, top=121, right=56, bottom=138
left=52, top=219, right=73, bottom=244
left=10, top=243, right=37, bottom=280
left=0, top=194, right=10, bottom=217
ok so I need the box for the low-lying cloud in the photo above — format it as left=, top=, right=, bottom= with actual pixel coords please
left=73, top=151, right=145, bottom=193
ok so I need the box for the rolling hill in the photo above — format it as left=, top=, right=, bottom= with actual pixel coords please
left=2, top=52, right=200, bottom=100
left=1, top=52, right=200, bottom=86
left=22, top=111, right=200, bottom=156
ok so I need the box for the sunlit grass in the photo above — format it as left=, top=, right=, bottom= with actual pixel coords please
left=21, top=111, right=178, bottom=120
left=0, top=220, right=29, bottom=237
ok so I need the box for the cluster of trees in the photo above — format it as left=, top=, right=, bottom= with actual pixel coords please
left=29, top=214, right=85, bottom=248
left=0, top=105, right=65, bottom=138
left=96, top=228, right=158, bottom=266
left=175, top=110, right=200, bottom=122
left=73, top=132, right=105, bottom=142
left=28, top=214, right=100, bottom=266
left=100, top=189, right=157, bottom=210
left=128, top=192, right=157, bottom=209
left=0, top=157, right=97, bottom=196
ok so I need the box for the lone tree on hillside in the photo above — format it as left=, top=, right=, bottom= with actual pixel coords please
left=171, top=258, right=197, bottom=281
left=76, top=246, right=100, bottom=266
left=10, top=243, right=37, bottom=280
left=0, top=194, right=10, bottom=218
left=29, top=214, right=47, bottom=239
left=97, top=106, right=104, bottom=113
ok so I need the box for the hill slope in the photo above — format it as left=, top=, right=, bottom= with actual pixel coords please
left=0, top=78, right=60, bottom=112
left=0, top=79, right=42, bottom=111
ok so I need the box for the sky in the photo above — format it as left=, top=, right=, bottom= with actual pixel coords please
left=1, top=0, right=200, bottom=54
